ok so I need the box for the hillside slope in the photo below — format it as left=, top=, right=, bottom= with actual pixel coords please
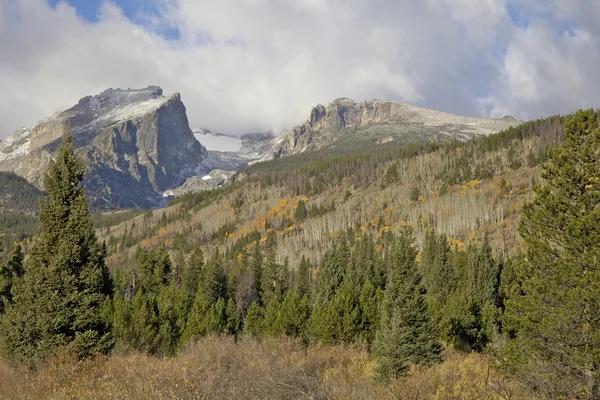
left=96, top=113, right=570, bottom=273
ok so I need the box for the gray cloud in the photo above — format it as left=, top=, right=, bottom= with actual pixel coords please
left=0, top=0, right=599, bottom=139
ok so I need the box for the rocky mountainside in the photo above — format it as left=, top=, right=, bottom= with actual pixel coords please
left=261, top=98, right=522, bottom=160
left=0, top=86, right=222, bottom=209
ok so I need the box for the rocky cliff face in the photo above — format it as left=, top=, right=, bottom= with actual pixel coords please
left=263, top=98, right=522, bottom=160
left=0, top=86, right=211, bottom=209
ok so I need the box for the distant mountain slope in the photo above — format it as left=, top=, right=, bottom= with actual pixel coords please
left=0, top=86, right=227, bottom=209
left=261, top=98, right=522, bottom=160
left=0, top=171, right=43, bottom=213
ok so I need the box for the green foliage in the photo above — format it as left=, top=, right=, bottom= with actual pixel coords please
left=203, top=249, right=227, bottom=303
left=0, top=172, right=44, bottom=213
left=225, top=298, right=240, bottom=335
left=409, top=187, right=421, bottom=202
left=134, top=246, right=172, bottom=294
left=502, top=109, right=600, bottom=398
left=244, top=301, right=264, bottom=337
left=183, top=247, right=204, bottom=296
left=294, top=256, right=311, bottom=298
left=212, top=222, right=237, bottom=241
left=273, top=292, right=311, bottom=338
left=0, top=245, right=24, bottom=314
left=293, top=199, right=308, bottom=222
left=374, top=231, right=442, bottom=381
left=421, top=232, right=456, bottom=304
left=260, top=231, right=287, bottom=303
left=0, top=134, right=113, bottom=366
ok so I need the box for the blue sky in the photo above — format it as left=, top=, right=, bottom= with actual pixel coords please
left=49, top=0, right=150, bottom=23
left=1, top=0, right=599, bottom=137
left=48, top=0, right=181, bottom=38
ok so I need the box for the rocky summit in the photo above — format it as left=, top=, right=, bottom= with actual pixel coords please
left=261, top=98, right=522, bottom=160
left=0, top=86, right=218, bottom=209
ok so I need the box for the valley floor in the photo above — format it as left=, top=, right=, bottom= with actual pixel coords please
left=0, top=336, right=530, bottom=400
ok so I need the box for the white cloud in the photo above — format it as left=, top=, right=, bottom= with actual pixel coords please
left=481, top=3, right=600, bottom=119
left=1, top=0, right=600, bottom=139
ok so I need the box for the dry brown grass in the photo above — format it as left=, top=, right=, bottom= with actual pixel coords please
left=0, top=337, right=532, bottom=400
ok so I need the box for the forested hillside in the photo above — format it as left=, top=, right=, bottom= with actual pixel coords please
left=0, top=172, right=43, bottom=260
left=0, top=110, right=598, bottom=399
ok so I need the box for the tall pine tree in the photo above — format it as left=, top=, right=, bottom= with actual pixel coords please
left=374, top=230, right=441, bottom=381
left=0, top=133, right=113, bottom=365
left=503, top=109, right=600, bottom=398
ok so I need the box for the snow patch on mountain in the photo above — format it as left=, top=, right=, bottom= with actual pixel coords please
left=192, top=127, right=243, bottom=152
left=97, top=97, right=170, bottom=125
left=0, top=128, right=31, bottom=163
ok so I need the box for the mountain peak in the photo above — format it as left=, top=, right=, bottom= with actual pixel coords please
left=262, top=98, right=523, bottom=160
left=331, top=97, right=357, bottom=104
left=0, top=85, right=215, bottom=209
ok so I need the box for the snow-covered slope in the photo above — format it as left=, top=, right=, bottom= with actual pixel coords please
left=0, top=128, right=31, bottom=163
left=192, top=127, right=243, bottom=152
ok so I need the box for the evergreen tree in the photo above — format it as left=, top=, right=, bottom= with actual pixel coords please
left=503, top=110, right=600, bottom=398
left=374, top=231, right=441, bottom=381
left=421, top=231, right=456, bottom=305
left=274, top=291, right=311, bottom=338
left=468, top=236, right=499, bottom=308
left=293, top=199, right=308, bottom=222
left=358, top=280, right=384, bottom=345
left=262, top=295, right=282, bottom=336
left=314, top=242, right=348, bottom=304
left=250, top=243, right=263, bottom=305
left=244, top=301, right=264, bottom=337
left=135, top=246, right=172, bottom=295
left=0, top=134, right=113, bottom=365
left=294, top=256, right=311, bottom=298
left=180, top=284, right=212, bottom=345
left=204, top=249, right=227, bottom=303
left=156, top=284, right=183, bottom=356
left=172, top=250, right=185, bottom=287
left=225, top=298, right=240, bottom=335
left=260, top=231, right=286, bottom=302
left=129, top=291, right=158, bottom=353
left=183, top=247, right=204, bottom=296
left=111, top=291, right=131, bottom=349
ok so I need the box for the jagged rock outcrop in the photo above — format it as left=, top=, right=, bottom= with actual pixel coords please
left=263, top=98, right=522, bottom=160
left=163, top=169, right=237, bottom=197
left=0, top=86, right=211, bottom=209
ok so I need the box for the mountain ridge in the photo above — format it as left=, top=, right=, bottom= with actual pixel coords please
left=260, top=97, right=522, bottom=161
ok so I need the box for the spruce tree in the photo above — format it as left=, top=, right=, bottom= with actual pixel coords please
left=293, top=199, right=308, bottom=222
left=294, top=256, right=311, bottom=298
left=421, top=231, right=456, bottom=305
left=225, top=298, right=240, bottom=335
left=250, top=243, right=263, bottom=305
left=0, top=134, right=113, bottom=365
left=204, top=249, right=227, bottom=303
left=273, top=291, right=311, bottom=338
left=130, top=291, right=158, bottom=353
left=183, top=247, right=204, bottom=296
left=260, top=231, right=286, bottom=302
left=244, top=301, right=264, bottom=337
left=503, top=109, right=600, bottom=398
left=374, top=231, right=441, bottom=381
